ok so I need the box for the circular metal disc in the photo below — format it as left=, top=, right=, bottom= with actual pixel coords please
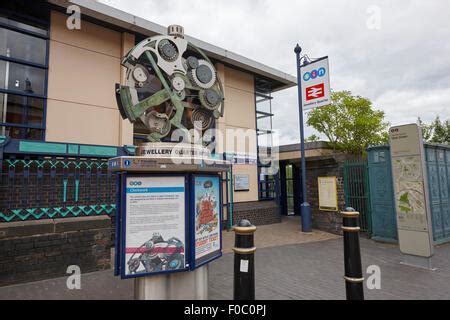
left=162, top=43, right=176, bottom=58
left=205, top=89, right=220, bottom=106
left=172, top=76, right=185, bottom=91
left=187, top=56, right=199, bottom=69
left=196, top=65, right=213, bottom=84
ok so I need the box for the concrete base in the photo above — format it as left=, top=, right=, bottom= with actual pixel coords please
left=400, top=254, right=436, bottom=271
left=134, top=265, right=209, bottom=300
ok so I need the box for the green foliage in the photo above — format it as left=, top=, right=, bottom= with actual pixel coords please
left=306, top=91, right=389, bottom=154
left=418, top=116, right=449, bottom=145
left=305, top=134, right=320, bottom=142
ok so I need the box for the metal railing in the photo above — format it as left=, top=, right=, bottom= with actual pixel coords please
left=343, top=159, right=372, bottom=234
left=0, top=136, right=132, bottom=222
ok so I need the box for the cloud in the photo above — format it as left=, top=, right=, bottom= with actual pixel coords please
left=99, top=0, right=450, bottom=145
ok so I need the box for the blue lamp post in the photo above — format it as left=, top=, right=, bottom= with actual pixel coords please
left=294, top=44, right=312, bottom=233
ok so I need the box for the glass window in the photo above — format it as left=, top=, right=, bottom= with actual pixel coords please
left=0, top=1, right=49, bottom=37
left=258, top=134, right=273, bottom=148
left=0, top=28, right=47, bottom=65
left=0, top=2, right=49, bottom=141
left=0, top=93, right=44, bottom=126
left=0, top=16, right=47, bottom=36
left=0, top=60, right=46, bottom=96
left=257, top=116, right=272, bottom=132
left=0, top=125, right=43, bottom=140
left=256, top=93, right=272, bottom=113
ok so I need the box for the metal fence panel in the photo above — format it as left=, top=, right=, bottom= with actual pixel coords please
left=343, top=159, right=372, bottom=233
left=367, top=146, right=397, bottom=242
left=367, top=144, right=450, bottom=244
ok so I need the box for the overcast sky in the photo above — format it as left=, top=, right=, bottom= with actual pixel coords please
left=99, top=0, right=450, bottom=145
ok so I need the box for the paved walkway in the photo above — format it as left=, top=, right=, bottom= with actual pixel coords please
left=210, top=238, right=450, bottom=300
left=222, top=216, right=340, bottom=253
left=1, top=217, right=449, bottom=300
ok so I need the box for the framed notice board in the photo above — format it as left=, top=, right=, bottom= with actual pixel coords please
left=318, top=176, right=338, bottom=211
left=234, top=174, right=250, bottom=191
left=118, top=173, right=190, bottom=279
left=190, top=174, right=223, bottom=269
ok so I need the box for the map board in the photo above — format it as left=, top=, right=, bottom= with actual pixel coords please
left=389, top=124, right=434, bottom=257
left=318, top=177, right=338, bottom=211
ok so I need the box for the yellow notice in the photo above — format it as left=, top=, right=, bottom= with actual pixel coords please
left=318, top=177, right=338, bottom=211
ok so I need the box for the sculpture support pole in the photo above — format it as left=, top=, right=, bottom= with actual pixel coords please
left=135, top=265, right=208, bottom=300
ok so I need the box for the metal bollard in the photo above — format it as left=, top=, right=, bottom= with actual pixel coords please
left=233, top=219, right=256, bottom=300
left=342, top=207, right=364, bottom=300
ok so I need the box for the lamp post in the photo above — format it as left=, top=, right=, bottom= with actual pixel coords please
left=294, top=44, right=312, bottom=233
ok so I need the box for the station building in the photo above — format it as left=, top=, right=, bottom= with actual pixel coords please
left=0, top=0, right=296, bottom=285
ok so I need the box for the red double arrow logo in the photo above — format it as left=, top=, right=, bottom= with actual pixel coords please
left=306, top=83, right=325, bottom=101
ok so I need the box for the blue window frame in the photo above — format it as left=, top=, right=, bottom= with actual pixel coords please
left=0, top=2, right=49, bottom=141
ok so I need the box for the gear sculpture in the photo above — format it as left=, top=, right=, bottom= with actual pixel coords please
left=116, top=25, right=225, bottom=142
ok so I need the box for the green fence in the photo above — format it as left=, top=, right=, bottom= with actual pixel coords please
left=343, top=159, right=372, bottom=234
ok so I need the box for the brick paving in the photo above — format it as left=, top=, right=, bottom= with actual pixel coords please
left=209, top=238, right=450, bottom=300
left=222, top=216, right=340, bottom=254
left=0, top=216, right=449, bottom=300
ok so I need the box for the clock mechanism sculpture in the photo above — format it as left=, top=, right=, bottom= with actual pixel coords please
left=116, top=25, right=225, bottom=142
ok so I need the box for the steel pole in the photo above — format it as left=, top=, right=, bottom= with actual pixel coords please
left=294, top=44, right=312, bottom=232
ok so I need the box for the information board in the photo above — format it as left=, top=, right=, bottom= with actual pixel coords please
left=192, top=175, right=222, bottom=267
left=234, top=174, right=250, bottom=191
left=318, top=177, right=338, bottom=211
left=121, top=175, right=188, bottom=278
left=389, top=124, right=434, bottom=257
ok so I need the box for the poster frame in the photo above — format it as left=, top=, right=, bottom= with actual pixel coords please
left=189, top=173, right=223, bottom=270
left=234, top=174, right=250, bottom=192
left=318, top=176, right=339, bottom=212
left=119, top=172, right=191, bottom=279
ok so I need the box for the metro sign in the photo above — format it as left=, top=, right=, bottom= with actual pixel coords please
left=306, top=83, right=325, bottom=101
left=300, top=56, right=331, bottom=110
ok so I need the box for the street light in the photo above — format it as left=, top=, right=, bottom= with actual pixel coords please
left=294, top=44, right=312, bottom=233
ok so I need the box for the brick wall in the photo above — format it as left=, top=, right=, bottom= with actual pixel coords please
left=305, top=155, right=352, bottom=235
left=232, top=200, right=281, bottom=226
left=0, top=216, right=111, bottom=287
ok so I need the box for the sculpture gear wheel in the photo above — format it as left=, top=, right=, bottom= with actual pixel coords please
left=199, top=89, right=221, bottom=110
left=158, top=39, right=178, bottom=62
left=190, top=59, right=217, bottom=89
left=116, top=26, right=225, bottom=142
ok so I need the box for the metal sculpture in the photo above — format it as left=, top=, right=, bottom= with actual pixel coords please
left=116, top=25, right=224, bottom=142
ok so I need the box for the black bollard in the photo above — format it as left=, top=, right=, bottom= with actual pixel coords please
left=233, top=219, right=256, bottom=300
left=342, top=207, right=364, bottom=300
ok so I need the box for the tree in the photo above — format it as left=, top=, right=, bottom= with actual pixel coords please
left=418, top=116, right=449, bottom=144
left=305, top=134, right=320, bottom=142
left=306, top=91, right=389, bottom=154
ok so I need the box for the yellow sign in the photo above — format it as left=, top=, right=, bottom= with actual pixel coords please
left=318, top=177, right=338, bottom=211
